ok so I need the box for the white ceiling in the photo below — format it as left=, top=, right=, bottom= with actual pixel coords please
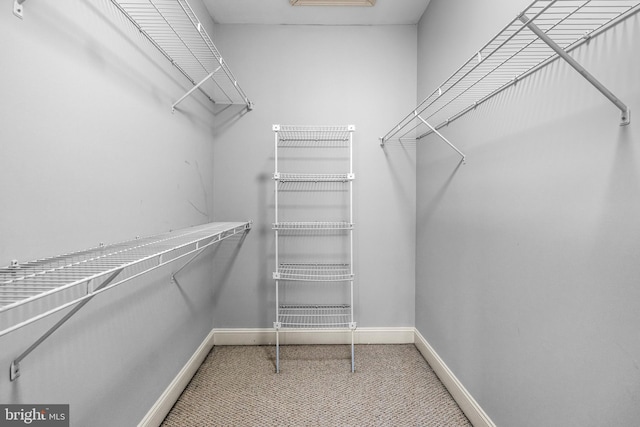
left=202, top=0, right=432, bottom=26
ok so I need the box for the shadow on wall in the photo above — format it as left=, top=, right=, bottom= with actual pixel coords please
left=257, top=172, right=273, bottom=328
left=30, top=0, right=251, bottom=135
left=381, top=140, right=416, bottom=210
left=418, top=158, right=464, bottom=226
left=592, top=126, right=639, bottom=276
left=211, top=232, right=251, bottom=308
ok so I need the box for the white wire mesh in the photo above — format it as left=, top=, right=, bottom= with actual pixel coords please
left=111, top=0, right=250, bottom=106
left=382, top=0, right=640, bottom=142
left=276, top=263, right=353, bottom=281
left=278, top=304, right=351, bottom=329
left=273, top=222, right=353, bottom=230
left=276, top=173, right=353, bottom=182
left=0, top=222, right=250, bottom=314
left=277, top=125, right=352, bottom=144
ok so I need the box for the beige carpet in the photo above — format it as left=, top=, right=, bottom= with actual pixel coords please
left=162, top=344, right=472, bottom=426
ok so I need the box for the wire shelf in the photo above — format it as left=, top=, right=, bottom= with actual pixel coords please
left=381, top=0, right=640, bottom=143
left=274, top=263, right=353, bottom=282
left=276, top=125, right=354, bottom=144
left=0, top=221, right=251, bottom=336
left=111, top=0, right=251, bottom=109
left=274, top=173, right=354, bottom=182
left=273, top=222, right=353, bottom=230
left=278, top=304, right=351, bottom=329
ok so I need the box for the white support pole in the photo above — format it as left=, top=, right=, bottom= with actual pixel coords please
left=519, top=13, right=630, bottom=126
left=171, top=66, right=221, bottom=112
left=416, top=114, right=466, bottom=161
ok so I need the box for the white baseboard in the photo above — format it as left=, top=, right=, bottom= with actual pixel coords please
left=414, top=329, right=496, bottom=427
left=140, top=327, right=492, bottom=427
left=138, top=329, right=216, bottom=427
left=212, top=327, right=415, bottom=346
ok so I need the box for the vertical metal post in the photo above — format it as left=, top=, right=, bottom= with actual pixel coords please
left=519, top=13, right=630, bottom=125
left=273, top=125, right=281, bottom=374
left=351, top=330, right=355, bottom=373
left=276, top=329, right=280, bottom=374
left=349, top=126, right=355, bottom=373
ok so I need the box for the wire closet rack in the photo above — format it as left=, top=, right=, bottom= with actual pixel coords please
left=380, top=0, right=640, bottom=154
left=1, top=221, right=251, bottom=381
left=110, top=0, right=253, bottom=111
left=273, top=125, right=356, bottom=373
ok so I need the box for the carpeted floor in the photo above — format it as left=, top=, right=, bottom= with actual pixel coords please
left=161, top=344, right=472, bottom=426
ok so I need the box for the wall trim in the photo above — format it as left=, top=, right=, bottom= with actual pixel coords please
left=138, top=328, right=216, bottom=427
left=414, top=329, right=496, bottom=427
left=212, top=327, right=415, bottom=346
left=140, top=327, right=493, bottom=427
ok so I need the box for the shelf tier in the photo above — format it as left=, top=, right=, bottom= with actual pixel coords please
left=277, top=304, right=352, bottom=329
left=274, top=263, right=353, bottom=282
left=275, top=125, right=354, bottom=145
left=274, top=173, right=354, bottom=182
left=111, top=0, right=251, bottom=108
left=0, top=222, right=251, bottom=335
left=273, top=222, right=353, bottom=231
left=381, top=0, right=640, bottom=143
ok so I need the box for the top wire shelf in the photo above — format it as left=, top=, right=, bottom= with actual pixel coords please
left=111, top=0, right=252, bottom=110
left=0, top=222, right=251, bottom=337
left=381, top=0, right=640, bottom=144
left=274, top=125, right=355, bottom=146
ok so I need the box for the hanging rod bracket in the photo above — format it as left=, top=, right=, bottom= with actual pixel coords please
left=13, top=0, right=25, bottom=19
left=417, top=115, right=466, bottom=162
left=519, top=13, right=630, bottom=126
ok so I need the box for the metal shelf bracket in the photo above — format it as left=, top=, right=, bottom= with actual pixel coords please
left=10, top=269, right=123, bottom=381
left=416, top=113, right=466, bottom=161
left=172, top=66, right=221, bottom=112
left=519, top=13, right=631, bottom=126
left=13, top=0, right=25, bottom=19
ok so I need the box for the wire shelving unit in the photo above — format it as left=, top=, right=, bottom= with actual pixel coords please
left=109, top=0, right=253, bottom=111
left=1, top=221, right=252, bottom=381
left=380, top=0, right=640, bottom=154
left=272, top=124, right=356, bottom=373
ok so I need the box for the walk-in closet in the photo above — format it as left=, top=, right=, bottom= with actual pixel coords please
left=2, top=0, right=639, bottom=426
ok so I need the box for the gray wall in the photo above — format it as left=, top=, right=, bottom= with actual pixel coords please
left=416, top=1, right=640, bottom=426
left=0, top=1, right=244, bottom=426
left=208, top=24, right=417, bottom=329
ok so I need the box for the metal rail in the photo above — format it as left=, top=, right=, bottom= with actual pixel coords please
left=2, top=221, right=252, bottom=381
left=380, top=0, right=640, bottom=147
